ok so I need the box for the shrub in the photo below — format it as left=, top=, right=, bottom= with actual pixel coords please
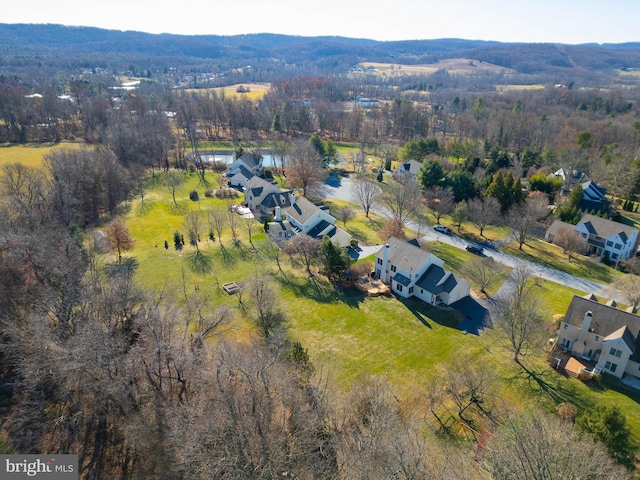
left=189, top=190, right=199, bottom=201
left=204, top=188, right=214, bottom=198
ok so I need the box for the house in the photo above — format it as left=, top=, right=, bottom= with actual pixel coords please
left=268, top=194, right=351, bottom=247
left=545, top=214, right=639, bottom=262
left=227, top=152, right=263, bottom=177
left=374, top=237, right=470, bottom=306
left=556, top=295, right=640, bottom=382
left=244, top=176, right=292, bottom=219
left=226, top=164, right=255, bottom=190
left=552, top=169, right=609, bottom=213
left=394, top=160, right=422, bottom=182
left=579, top=180, right=608, bottom=213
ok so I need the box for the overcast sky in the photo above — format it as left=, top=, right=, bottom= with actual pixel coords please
left=4, top=0, right=640, bottom=44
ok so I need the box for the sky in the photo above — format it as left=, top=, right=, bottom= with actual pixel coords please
left=4, top=0, right=640, bottom=44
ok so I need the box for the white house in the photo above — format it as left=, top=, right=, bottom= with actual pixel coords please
left=556, top=295, right=640, bottom=382
left=244, top=176, right=292, bottom=219
left=268, top=194, right=351, bottom=247
left=545, top=214, right=639, bottom=262
left=227, top=152, right=263, bottom=177
left=394, top=160, right=422, bottom=183
left=374, top=237, right=470, bottom=306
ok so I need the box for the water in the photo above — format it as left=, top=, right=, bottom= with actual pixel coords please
left=199, top=154, right=278, bottom=168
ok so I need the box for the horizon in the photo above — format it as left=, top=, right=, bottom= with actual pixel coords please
left=3, top=0, right=640, bottom=45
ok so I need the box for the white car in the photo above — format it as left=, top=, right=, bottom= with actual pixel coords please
left=434, top=225, right=451, bottom=234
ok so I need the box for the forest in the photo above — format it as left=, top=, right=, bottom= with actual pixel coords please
left=1, top=24, right=640, bottom=479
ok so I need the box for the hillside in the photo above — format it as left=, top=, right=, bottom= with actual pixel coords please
left=2, top=23, right=640, bottom=78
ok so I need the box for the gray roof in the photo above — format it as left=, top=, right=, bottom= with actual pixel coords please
left=546, top=219, right=573, bottom=237
left=415, top=264, right=447, bottom=293
left=563, top=295, right=640, bottom=362
left=579, top=214, right=637, bottom=242
left=393, top=272, right=412, bottom=287
left=247, top=176, right=280, bottom=202
left=236, top=152, right=262, bottom=169
left=283, top=196, right=320, bottom=225
left=376, top=236, right=432, bottom=274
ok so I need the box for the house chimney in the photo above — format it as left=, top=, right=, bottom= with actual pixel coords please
left=382, top=243, right=390, bottom=282
left=289, top=192, right=296, bottom=206
left=582, top=311, right=593, bottom=333
left=275, top=205, right=281, bottom=220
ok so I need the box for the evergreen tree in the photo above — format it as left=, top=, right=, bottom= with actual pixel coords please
left=318, top=236, right=352, bottom=282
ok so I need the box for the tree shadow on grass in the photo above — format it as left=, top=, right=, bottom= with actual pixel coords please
left=508, top=362, right=589, bottom=409
left=169, top=203, right=187, bottom=216
left=276, top=274, right=366, bottom=307
left=219, top=244, right=237, bottom=269
left=136, top=200, right=156, bottom=216
left=187, top=250, right=212, bottom=274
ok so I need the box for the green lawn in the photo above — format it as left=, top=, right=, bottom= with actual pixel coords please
left=3, top=142, right=638, bottom=451
left=0, top=142, right=81, bottom=170
left=502, top=238, right=623, bottom=285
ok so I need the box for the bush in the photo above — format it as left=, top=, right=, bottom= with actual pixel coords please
left=204, top=188, right=214, bottom=198
left=189, top=190, right=199, bottom=201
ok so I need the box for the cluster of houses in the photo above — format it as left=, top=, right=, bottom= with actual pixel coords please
left=224, top=153, right=471, bottom=308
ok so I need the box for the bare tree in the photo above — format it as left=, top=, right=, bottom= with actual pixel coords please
left=247, top=272, right=285, bottom=339
left=424, top=185, right=455, bottom=224
left=351, top=173, right=380, bottom=218
left=607, top=274, right=640, bottom=310
left=380, top=175, right=423, bottom=225
left=105, top=217, right=136, bottom=263
left=207, top=205, right=227, bottom=245
left=243, top=216, right=257, bottom=246
left=164, top=170, right=183, bottom=207
left=226, top=201, right=239, bottom=244
left=283, top=234, right=320, bottom=276
left=334, top=206, right=355, bottom=227
left=491, top=265, right=544, bottom=366
left=270, top=132, right=291, bottom=177
left=552, top=225, right=588, bottom=262
left=286, top=140, right=326, bottom=197
left=465, top=256, right=508, bottom=296
left=486, top=412, right=632, bottom=480
left=378, top=217, right=406, bottom=242
left=183, top=211, right=204, bottom=253
left=506, top=193, right=549, bottom=250
left=467, top=196, right=500, bottom=237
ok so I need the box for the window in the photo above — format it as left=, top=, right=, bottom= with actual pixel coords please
left=377, top=258, right=382, bottom=265
left=420, top=289, right=423, bottom=294
left=606, top=240, right=613, bottom=247
left=409, top=287, right=414, bottom=294
left=563, top=324, right=568, bottom=329
left=396, top=284, right=403, bottom=292
left=595, top=336, right=599, bottom=341
left=610, top=348, right=622, bottom=358
left=391, top=265, right=397, bottom=273
left=615, top=243, right=622, bottom=250
left=604, top=362, right=618, bottom=373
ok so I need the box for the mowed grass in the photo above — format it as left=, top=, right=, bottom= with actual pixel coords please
left=184, top=83, right=270, bottom=101
left=358, top=59, right=515, bottom=76
left=502, top=238, right=622, bottom=285
left=0, top=143, right=81, bottom=170
left=96, top=170, right=640, bottom=448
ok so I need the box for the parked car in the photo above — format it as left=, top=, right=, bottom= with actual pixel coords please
left=434, top=224, right=451, bottom=234
left=465, top=245, right=484, bottom=255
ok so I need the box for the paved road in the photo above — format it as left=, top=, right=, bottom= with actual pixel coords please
left=318, top=175, right=619, bottom=301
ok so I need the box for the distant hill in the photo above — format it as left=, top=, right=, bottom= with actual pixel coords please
left=2, top=23, right=640, bottom=76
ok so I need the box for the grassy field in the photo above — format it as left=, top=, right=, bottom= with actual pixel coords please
left=358, top=59, right=515, bottom=76
left=184, top=83, right=270, bottom=101
left=502, top=237, right=623, bottom=285
left=2, top=143, right=639, bottom=449
left=495, top=84, right=545, bottom=92
left=0, top=142, right=81, bottom=170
